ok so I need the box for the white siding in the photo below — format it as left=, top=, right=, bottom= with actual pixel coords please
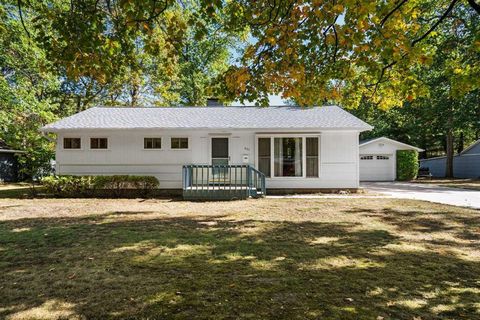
left=56, top=130, right=255, bottom=189
left=56, top=129, right=361, bottom=189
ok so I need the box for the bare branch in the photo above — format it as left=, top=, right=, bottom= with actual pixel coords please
left=380, top=0, right=408, bottom=27
left=17, top=0, right=30, bottom=38
left=411, top=0, right=459, bottom=47
left=467, top=0, right=480, bottom=14
left=332, top=24, right=338, bottom=63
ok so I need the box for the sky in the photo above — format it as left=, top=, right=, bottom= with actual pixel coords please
left=230, top=94, right=288, bottom=106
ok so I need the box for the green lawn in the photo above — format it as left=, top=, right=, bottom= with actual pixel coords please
left=0, top=183, right=45, bottom=199
left=0, top=198, right=479, bottom=319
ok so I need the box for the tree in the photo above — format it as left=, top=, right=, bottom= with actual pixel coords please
left=0, top=5, right=59, bottom=183
left=351, top=4, right=480, bottom=177
left=213, top=0, right=480, bottom=107
left=16, top=1, right=480, bottom=108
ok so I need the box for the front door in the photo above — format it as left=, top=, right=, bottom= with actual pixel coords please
left=211, top=137, right=229, bottom=180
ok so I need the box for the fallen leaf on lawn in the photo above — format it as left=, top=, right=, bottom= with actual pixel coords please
left=68, top=273, right=76, bottom=279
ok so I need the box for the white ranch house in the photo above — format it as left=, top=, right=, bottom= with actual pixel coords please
left=42, top=105, right=388, bottom=198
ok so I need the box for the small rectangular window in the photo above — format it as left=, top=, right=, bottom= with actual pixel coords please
left=377, top=155, right=390, bottom=160
left=90, top=138, right=108, bottom=149
left=360, top=155, right=373, bottom=160
left=306, top=137, right=319, bottom=177
left=63, top=138, right=81, bottom=149
left=171, top=137, right=188, bottom=149
left=144, top=138, right=162, bottom=149
left=258, top=138, right=271, bottom=177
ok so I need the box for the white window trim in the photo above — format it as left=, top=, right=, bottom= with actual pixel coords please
left=169, top=137, right=190, bottom=150
left=62, top=137, right=83, bottom=151
left=255, top=134, right=321, bottom=179
left=142, top=137, right=163, bottom=151
left=89, top=137, right=110, bottom=151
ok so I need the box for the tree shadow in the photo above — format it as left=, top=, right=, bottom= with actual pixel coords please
left=0, top=211, right=479, bottom=319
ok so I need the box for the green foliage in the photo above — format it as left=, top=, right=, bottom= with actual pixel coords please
left=41, top=175, right=159, bottom=198
left=215, top=0, right=480, bottom=108
left=0, top=0, right=242, bottom=184
left=396, top=150, right=419, bottom=181
left=94, top=175, right=160, bottom=197
left=351, top=5, right=480, bottom=159
left=0, top=4, right=59, bottom=182
left=16, top=0, right=241, bottom=107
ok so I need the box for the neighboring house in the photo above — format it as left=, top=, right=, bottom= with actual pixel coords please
left=419, top=139, right=480, bottom=178
left=0, top=141, right=24, bottom=182
left=359, top=137, right=423, bottom=181
left=41, top=106, right=373, bottom=196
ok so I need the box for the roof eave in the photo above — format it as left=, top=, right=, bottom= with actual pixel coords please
left=459, top=139, right=480, bottom=155
left=360, top=137, right=423, bottom=152
left=41, top=126, right=372, bottom=132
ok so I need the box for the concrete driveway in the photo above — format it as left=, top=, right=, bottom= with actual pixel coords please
left=362, top=182, right=480, bottom=209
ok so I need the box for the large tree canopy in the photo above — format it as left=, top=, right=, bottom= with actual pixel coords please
left=15, top=0, right=480, bottom=107
left=217, top=0, right=480, bottom=107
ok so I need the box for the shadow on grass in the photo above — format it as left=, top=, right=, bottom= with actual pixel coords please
left=0, top=210, right=479, bottom=319
left=0, top=186, right=46, bottom=199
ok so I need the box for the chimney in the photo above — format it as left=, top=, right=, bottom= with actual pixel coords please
left=206, top=98, right=223, bottom=107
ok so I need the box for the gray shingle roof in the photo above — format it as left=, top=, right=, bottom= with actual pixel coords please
left=41, top=105, right=372, bottom=132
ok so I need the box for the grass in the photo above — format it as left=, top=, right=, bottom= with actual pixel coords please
left=413, top=178, right=480, bottom=191
left=0, top=183, right=45, bottom=198
left=0, top=198, right=479, bottom=319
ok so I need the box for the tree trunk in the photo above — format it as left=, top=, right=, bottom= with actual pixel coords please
left=457, top=131, right=464, bottom=154
left=130, top=86, right=138, bottom=106
left=445, top=129, right=454, bottom=178
left=76, top=95, right=82, bottom=113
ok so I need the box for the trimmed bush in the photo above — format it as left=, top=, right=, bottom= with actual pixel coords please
left=396, top=150, right=419, bottom=181
left=42, top=175, right=159, bottom=198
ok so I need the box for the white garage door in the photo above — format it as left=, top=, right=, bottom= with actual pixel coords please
left=360, top=154, right=394, bottom=181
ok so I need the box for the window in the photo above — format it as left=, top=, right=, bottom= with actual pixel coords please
left=360, top=155, right=373, bottom=160
left=306, top=137, right=319, bottom=177
left=258, top=138, right=271, bottom=177
left=377, top=155, right=390, bottom=160
left=274, top=137, right=302, bottom=177
left=171, top=137, right=188, bottom=149
left=63, top=138, right=81, bottom=149
left=144, top=138, right=162, bottom=149
left=90, top=138, right=108, bottom=149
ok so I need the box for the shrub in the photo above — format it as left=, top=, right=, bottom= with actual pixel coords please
left=396, top=150, right=419, bottom=181
left=41, top=175, right=159, bottom=198
left=93, top=175, right=159, bottom=197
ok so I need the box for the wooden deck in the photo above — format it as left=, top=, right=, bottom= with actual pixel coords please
left=182, top=165, right=266, bottom=200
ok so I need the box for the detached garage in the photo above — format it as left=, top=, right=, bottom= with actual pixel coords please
left=359, top=137, right=423, bottom=181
